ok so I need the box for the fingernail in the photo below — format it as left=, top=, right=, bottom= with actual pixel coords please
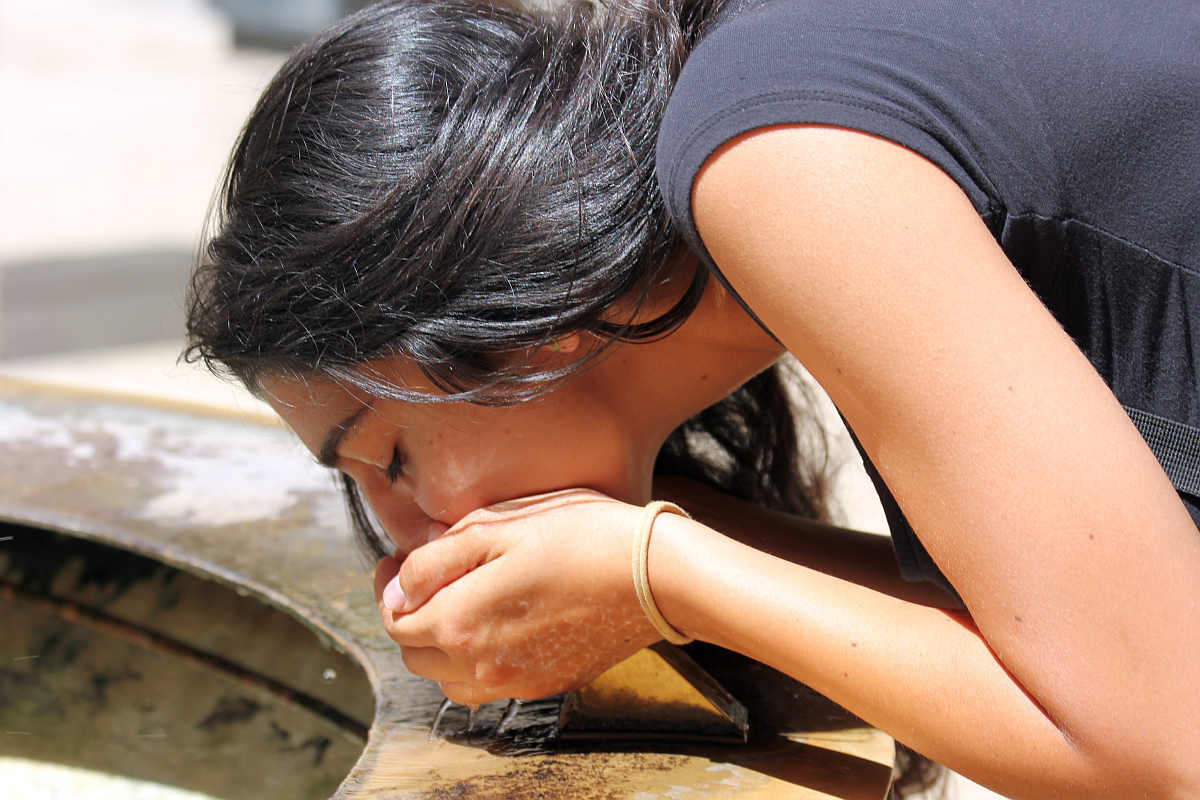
left=382, top=576, right=406, bottom=612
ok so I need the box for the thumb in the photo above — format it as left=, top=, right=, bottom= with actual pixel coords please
left=384, top=526, right=500, bottom=614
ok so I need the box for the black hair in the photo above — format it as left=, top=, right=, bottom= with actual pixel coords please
left=185, top=0, right=831, bottom=541
left=187, top=0, right=713, bottom=401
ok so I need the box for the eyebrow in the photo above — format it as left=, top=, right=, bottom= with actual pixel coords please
left=317, top=404, right=371, bottom=468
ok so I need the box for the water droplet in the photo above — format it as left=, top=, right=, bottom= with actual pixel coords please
left=321, top=668, right=337, bottom=682
left=430, top=697, right=454, bottom=740
left=495, top=698, right=523, bottom=735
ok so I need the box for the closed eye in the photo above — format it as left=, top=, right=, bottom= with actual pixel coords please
left=385, top=446, right=406, bottom=484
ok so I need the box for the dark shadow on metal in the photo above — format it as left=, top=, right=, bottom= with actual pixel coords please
left=0, top=525, right=371, bottom=800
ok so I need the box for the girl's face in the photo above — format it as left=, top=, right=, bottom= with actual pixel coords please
left=259, top=276, right=783, bottom=558
left=259, top=357, right=661, bottom=557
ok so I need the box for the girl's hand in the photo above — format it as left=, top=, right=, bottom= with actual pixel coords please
left=371, top=489, right=665, bottom=706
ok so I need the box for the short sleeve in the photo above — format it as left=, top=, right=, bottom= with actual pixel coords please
left=655, top=0, right=1016, bottom=271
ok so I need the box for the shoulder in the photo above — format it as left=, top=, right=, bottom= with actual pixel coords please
left=658, top=0, right=1200, bottom=262
left=689, top=123, right=996, bottom=423
left=656, top=0, right=1031, bottom=263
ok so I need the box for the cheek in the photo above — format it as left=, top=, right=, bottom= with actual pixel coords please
left=416, top=428, right=634, bottom=516
left=354, top=474, right=437, bottom=555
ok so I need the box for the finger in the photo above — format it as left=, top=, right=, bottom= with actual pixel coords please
left=399, top=646, right=472, bottom=683
left=391, top=527, right=500, bottom=613
left=481, top=486, right=605, bottom=514
left=379, top=603, right=438, bottom=647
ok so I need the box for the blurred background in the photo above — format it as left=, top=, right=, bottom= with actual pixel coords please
left=0, top=0, right=376, bottom=414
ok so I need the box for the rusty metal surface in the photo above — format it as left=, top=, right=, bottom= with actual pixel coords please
left=0, top=379, right=893, bottom=799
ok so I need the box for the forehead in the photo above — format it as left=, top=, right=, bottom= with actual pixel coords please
left=257, top=373, right=372, bottom=457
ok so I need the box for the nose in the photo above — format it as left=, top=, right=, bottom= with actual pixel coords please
left=356, top=473, right=445, bottom=557
left=410, top=483, right=487, bottom=530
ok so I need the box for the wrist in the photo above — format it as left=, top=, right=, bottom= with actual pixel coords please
left=644, top=510, right=719, bottom=646
left=633, top=502, right=694, bottom=644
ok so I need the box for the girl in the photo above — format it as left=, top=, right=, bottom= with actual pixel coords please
left=186, top=1, right=1200, bottom=796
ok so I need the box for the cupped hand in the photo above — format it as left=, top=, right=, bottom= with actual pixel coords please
left=372, top=489, right=665, bottom=706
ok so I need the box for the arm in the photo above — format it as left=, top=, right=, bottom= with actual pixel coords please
left=653, top=475, right=957, bottom=609
left=383, top=462, right=1189, bottom=797
left=684, top=125, right=1200, bottom=796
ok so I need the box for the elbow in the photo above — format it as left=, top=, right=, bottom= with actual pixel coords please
left=1112, top=768, right=1200, bottom=800
left=1110, top=768, right=1200, bottom=800
left=977, top=737, right=1200, bottom=800
left=1030, top=761, right=1200, bottom=800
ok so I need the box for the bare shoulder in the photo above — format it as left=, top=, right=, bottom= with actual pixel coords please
left=691, top=123, right=1042, bottom=439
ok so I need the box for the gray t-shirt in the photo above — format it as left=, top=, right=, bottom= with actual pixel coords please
left=656, top=0, right=1200, bottom=592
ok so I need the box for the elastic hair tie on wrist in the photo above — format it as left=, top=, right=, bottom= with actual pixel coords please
left=633, top=501, right=693, bottom=645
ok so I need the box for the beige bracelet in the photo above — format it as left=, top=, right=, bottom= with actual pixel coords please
left=632, top=501, right=693, bottom=645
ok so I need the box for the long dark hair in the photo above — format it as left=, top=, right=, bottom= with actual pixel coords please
left=188, top=0, right=712, bottom=401
left=185, top=0, right=830, bottom=538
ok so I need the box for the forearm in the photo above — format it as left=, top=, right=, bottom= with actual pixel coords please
left=650, top=512, right=1118, bottom=799
left=654, top=476, right=956, bottom=609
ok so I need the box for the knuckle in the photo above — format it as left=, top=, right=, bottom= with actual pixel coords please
left=443, top=682, right=498, bottom=707
left=397, top=553, right=427, bottom=593
left=382, top=618, right=406, bottom=647
left=441, top=683, right=470, bottom=706
left=434, top=618, right=474, bottom=653
left=515, top=678, right=559, bottom=702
